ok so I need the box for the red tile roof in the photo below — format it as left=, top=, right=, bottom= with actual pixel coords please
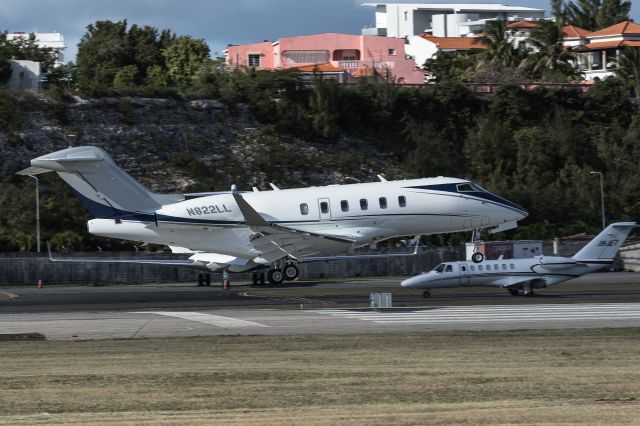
left=584, top=40, right=640, bottom=49
left=589, top=21, right=640, bottom=37
left=562, top=25, right=593, bottom=39
left=296, top=63, right=344, bottom=72
left=420, top=33, right=486, bottom=50
left=506, top=21, right=539, bottom=29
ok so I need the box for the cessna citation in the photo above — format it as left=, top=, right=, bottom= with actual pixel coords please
left=401, top=222, right=636, bottom=297
left=18, top=146, right=527, bottom=284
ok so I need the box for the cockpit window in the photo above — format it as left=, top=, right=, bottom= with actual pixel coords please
left=457, top=183, right=487, bottom=193
left=433, top=264, right=445, bottom=273
left=456, top=183, right=475, bottom=192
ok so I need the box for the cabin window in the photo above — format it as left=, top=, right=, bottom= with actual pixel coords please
left=478, top=265, right=483, bottom=271
left=300, top=203, right=309, bottom=215
left=445, top=265, right=453, bottom=272
left=379, top=197, right=387, bottom=209
left=320, top=202, right=329, bottom=214
left=360, top=198, right=368, bottom=210
left=470, top=265, right=475, bottom=271
left=510, top=263, right=515, bottom=269
left=398, top=195, right=406, bottom=207
left=461, top=265, right=466, bottom=272
left=502, top=264, right=507, bottom=270
left=493, top=264, right=499, bottom=271
left=341, top=200, right=349, bottom=212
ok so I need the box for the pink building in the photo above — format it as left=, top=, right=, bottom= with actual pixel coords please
left=225, top=33, right=425, bottom=84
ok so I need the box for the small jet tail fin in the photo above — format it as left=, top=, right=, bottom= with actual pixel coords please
left=572, top=222, right=637, bottom=261
left=18, top=146, right=183, bottom=218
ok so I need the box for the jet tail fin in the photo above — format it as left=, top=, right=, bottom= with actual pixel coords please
left=20, top=146, right=184, bottom=218
left=572, top=222, right=637, bottom=261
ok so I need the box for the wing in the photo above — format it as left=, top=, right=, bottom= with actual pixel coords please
left=232, top=189, right=354, bottom=264
left=492, top=275, right=569, bottom=289
left=46, top=243, right=247, bottom=272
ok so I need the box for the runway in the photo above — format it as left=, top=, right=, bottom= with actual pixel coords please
left=1, top=272, right=639, bottom=340
left=1, top=303, right=640, bottom=340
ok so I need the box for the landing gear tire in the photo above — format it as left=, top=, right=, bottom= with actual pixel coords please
left=422, top=290, right=431, bottom=299
left=471, top=252, right=484, bottom=263
left=525, top=291, right=535, bottom=297
left=197, top=273, right=204, bottom=286
left=508, top=288, right=519, bottom=297
left=283, top=264, right=299, bottom=281
left=267, top=268, right=284, bottom=284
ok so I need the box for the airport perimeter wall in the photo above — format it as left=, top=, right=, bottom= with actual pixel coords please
left=0, top=247, right=465, bottom=285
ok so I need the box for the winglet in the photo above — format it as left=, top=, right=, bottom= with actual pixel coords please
left=231, top=187, right=271, bottom=227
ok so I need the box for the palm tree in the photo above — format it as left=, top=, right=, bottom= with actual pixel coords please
left=615, top=46, right=640, bottom=101
left=519, top=20, right=577, bottom=81
left=474, top=20, right=525, bottom=68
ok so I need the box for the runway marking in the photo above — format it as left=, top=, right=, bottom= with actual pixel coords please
left=0, top=291, right=17, bottom=300
left=135, top=312, right=269, bottom=328
left=308, top=303, right=640, bottom=325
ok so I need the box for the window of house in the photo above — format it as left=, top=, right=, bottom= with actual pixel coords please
left=388, top=48, right=397, bottom=56
left=320, top=202, right=329, bottom=214
left=379, top=197, right=387, bottom=209
left=341, top=200, right=349, bottom=212
left=248, top=54, right=261, bottom=67
left=282, top=50, right=329, bottom=65
left=360, top=199, right=368, bottom=210
left=300, top=203, right=309, bottom=215
left=591, top=52, right=602, bottom=70
left=398, top=195, right=406, bottom=207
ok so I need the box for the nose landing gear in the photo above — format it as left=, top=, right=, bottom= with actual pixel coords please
left=471, top=229, right=484, bottom=263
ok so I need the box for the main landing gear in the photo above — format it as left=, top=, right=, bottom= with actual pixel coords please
left=508, top=288, right=535, bottom=297
left=422, top=290, right=431, bottom=299
left=470, top=229, right=484, bottom=263
left=252, top=263, right=300, bottom=285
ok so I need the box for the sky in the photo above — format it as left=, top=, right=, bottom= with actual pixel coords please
left=1, top=0, right=639, bottom=62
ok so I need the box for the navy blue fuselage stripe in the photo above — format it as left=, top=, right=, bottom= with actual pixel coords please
left=404, top=184, right=527, bottom=214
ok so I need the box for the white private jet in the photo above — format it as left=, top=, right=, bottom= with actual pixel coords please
left=401, top=222, right=637, bottom=297
left=18, top=146, right=527, bottom=284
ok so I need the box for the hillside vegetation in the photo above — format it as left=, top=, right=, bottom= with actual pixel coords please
left=0, top=74, right=638, bottom=252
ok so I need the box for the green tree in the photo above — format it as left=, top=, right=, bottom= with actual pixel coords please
left=113, top=64, right=139, bottom=89
left=308, top=79, right=339, bottom=138
left=474, top=20, right=525, bottom=67
left=519, top=20, right=577, bottom=81
left=423, top=50, right=479, bottom=82
left=565, top=0, right=631, bottom=31
left=0, top=33, right=12, bottom=84
left=163, top=36, right=210, bottom=88
left=145, top=64, right=170, bottom=88
left=76, top=20, right=131, bottom=91
left=615, top=46, right=640, bottom=101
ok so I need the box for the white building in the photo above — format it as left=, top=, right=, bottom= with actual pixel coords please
left=6, top=32, right=66, bottom=65
left=8, top=60, right=42, bottom=91
left=362, top=2, right=545, bottom=38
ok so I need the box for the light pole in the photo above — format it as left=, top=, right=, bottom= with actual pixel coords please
left=29, top=175, right=41, bottom=253
left=590, top=171, right=605, bottom=229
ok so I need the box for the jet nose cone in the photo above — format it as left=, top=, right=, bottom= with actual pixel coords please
left=401, top=274, right=426, bottom=288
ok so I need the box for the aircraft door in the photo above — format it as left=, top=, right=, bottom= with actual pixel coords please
left=318, top=198, right=332, bottom=221
left=459, top=264, right=470, bottom=286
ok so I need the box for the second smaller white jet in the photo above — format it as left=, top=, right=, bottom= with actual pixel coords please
left=401, top=222, right=636, bottom=297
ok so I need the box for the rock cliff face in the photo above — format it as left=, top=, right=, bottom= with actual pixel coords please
left=2, top=95, right=408, bottom=193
